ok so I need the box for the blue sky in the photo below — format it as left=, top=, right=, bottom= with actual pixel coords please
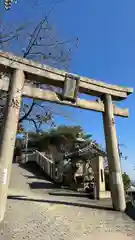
left=1, top=0, right=135, bottom=180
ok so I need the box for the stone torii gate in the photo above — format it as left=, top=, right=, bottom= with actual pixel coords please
left=0, top=51, right=133, bottom=221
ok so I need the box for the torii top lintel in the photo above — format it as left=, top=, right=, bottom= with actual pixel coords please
left=0, top=51, right=133, bottom=101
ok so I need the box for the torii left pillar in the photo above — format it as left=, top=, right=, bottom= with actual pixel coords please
left=0, top=69, right=25, bottom=222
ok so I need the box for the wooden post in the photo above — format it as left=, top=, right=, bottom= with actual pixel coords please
left=102, top=94, right=126, bottom=211
left=0, top=69, right=25, bottom=222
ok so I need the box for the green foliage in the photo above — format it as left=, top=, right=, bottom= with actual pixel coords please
left=104, top=171, right=131, bottom=191
left=122, top=172, right=131, bottom=190
left=50, top=125, right=84, bottom=139
left=27, top=125, right=92, bottom=152
left=14, top=138, right=23, bottom=157
left=15, top=138, right=23, bottom=148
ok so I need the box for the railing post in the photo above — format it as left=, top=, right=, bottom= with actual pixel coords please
left=102, top=94, right=126, bottom=211
left=0, top=69, right=25, bottom=222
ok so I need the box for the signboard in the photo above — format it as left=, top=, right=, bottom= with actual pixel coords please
left=62, top=74, right=80, bottom=102
left=2, top=168, right=7, bottom=185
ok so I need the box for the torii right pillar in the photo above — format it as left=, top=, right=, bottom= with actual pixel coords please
left=102, top=94, right=126, bottom=211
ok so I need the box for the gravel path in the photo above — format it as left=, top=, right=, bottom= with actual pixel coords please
left=0, top=163, right=135, bottom=239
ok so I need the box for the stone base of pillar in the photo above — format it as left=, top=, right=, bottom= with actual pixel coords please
left=98, top=191, right=111, bottom=199
left=91, top=155, right=107, bottom=200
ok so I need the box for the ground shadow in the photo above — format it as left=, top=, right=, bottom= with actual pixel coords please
left=29, top=181, right=61, bottom=190
left=23, top=175, right=45, bottom=180
left=49, top=192, right=90, bottom=198
left=125, top=201, right=135, bottom=221
left=7, top=195, right=114, bottom=212
left=19, top=162, right=70, bottom=191
left=19, top=162, right=52, bottom=182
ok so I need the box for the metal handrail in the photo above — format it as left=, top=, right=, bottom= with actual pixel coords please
left=36, top=150, right=54, bottom=164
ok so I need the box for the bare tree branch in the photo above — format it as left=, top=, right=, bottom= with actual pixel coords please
left=26, top=118, right=39, bottom=133
left=23, top=17, right=49, bottom=58
left=19, top=100, right=36, bottom=123
left=0, top=0, right=79, bottom=132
